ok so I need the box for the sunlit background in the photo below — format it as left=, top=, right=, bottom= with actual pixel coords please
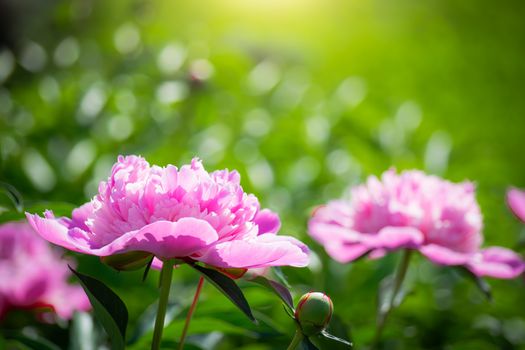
left=1, top=0, right=525, bottom=349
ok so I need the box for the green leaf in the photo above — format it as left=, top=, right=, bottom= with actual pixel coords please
left=69, top=266, right=128, bottom=350
left=188, top=263, right=257, bottom=323
left=249, top=275, right=294, bottom=310
left=272, top=266, right=292, bottom=289
left=5, top=333, right=60, bottom=350
left=456, top=267, right=492, bottom=301
left=127, top=300, right=182, bottom=345
left=0, top=182, right=23, bottom=213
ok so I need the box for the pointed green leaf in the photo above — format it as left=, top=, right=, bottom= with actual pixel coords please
left=249, top=275, right=294, bottom=310
left=189, top=263, right=256, bottom=323
left=69, top=267, right=128, bottom=350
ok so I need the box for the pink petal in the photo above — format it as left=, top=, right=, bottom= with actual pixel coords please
left=324, top=243, right=370, bottom=263
left=254, top=209, right=281, bottom=235
left=420, top=244, right=472, bottom=265
left=507, top=187, right=525, bottom=223
left=362, top=226, right=424, bottom=250
left=308, top=222, right=360, bottom=245
left=91, top=218, right=219, bottom=258
left=467, top=247, right=525, bottom=279
left=198, top=234, right=309, bottom=268
left=26, top=213, right=90, bottom=254
left=71, top=202, right=94, bottom=231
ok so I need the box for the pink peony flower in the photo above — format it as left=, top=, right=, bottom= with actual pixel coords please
left=27, top=156, right=309, bottom=269
left=507, top=187, right=525, bottom=223
left=0, top=222, right=90, bottom=320
left=309, top=169, right=525, bottom=279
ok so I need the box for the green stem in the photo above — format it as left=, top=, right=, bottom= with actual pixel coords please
left=373, top=249, right=412, bottom=347
left=151, top=259, right=175, bottom=350
left=286, top=329, right=304, bottom=350
left=177, top=276, right=205, bottom=350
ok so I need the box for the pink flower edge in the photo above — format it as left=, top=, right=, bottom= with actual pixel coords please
left=507, top=187, right=525, bottom=223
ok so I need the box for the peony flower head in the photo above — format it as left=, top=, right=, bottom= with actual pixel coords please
left=309, top=169, right=525, bottom=279
left=507, top=187, right=525, bottom=224
left=0, top=222, right=90, bottom=320
left=27, top=156, right=309, bottom=269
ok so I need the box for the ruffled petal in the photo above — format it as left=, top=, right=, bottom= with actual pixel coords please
left=26, top=212, right=91, bottom=254
left=362, top=226, right=424, bottom=250
left=419, top=244, right=472, bottom=265
left=507, top=187, right=525, bottom=223
left=254, top=209, right=281, bottom=235
left=91, top=218, right=219, bottom=258
left=198, top=234, right=309, bottom=268
left=466, top=247, right=525, bottom=279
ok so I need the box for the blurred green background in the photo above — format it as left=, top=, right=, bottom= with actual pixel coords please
left=1, top=0, right=525, bottom=349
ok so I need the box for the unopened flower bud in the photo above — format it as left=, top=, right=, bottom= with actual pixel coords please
left=294, top=292, right=333, bottom=336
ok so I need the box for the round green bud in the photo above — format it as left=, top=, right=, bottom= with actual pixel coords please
left=294, top=292, right=333, bottom=336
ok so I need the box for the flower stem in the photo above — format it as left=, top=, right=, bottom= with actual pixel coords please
left=286, top=329, right=304, bottom=350
left=373, top=249, right=412, bottom=347
left=177, top=276, right=205, bottom=350
left=151, top=259, right=175, bottom=350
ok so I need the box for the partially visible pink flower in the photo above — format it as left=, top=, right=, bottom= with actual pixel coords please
left=507, top=187, right=525, bottom=223
left=27, top=156, right=309, bottom=270
left=309, top=169, right=525, bottom=279
left=0, top=222, right=90, bottom=320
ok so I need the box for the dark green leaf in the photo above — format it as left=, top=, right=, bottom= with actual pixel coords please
left=249, top=275, right=294, bottom=310
left=376, top=274, right=408, bottom=325
left=189, top=263, right=256, bottom=323
left=455, top=267, right=492, bottom=301
left=6, top=333, right=60, bottom=350
left=142, top=256, right=154, bottom=282
left=69, top=266, right=128, bottom=350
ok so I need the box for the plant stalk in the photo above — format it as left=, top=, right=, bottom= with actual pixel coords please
left=287, top=329, right=304, bottom=350
left=177, top=276, right=205, bottom=350
left=151, top=259, right=175, bottom=350
left=373, top=249, right=412, bottom=346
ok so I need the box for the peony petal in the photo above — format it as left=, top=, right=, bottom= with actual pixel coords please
left=308, top=221, right=360, bottom=245
left=91, top=218, right=219, bottom=258
left=26, top=212, right=91, bottom=254
left=362, top=226, right=424, bottom=250
left=71, top=202, right=94, bottom=231
left=324, top=243, right=369, bottom=263
left=254, top=209, right=281, bottom=235
left=507, top=187, right=525, bottom=223
left=466, top=247, right=525, bottom=279
left=419, top=244, right=472, bottom=266
left=198, top=234, right=309, bottom=268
